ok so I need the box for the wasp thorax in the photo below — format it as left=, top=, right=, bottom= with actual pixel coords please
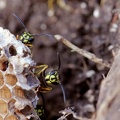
left=45, top=70, right=59, bottom=85
left=20, top=31, right=34, bottom=44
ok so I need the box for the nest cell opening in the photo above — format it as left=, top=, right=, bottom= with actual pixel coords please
left=0, top=85, right=12, bottom=101
left=0, top=100, right=8, bottom=115
left=22, top=50, right=29, bottom=57
left=26, top=73, right=39, bottom=87
left=0, top=59, right=9, bottom=71
left=9, top=45, right=17, bottom=56
left=20, top=105, right=32, bottom=116
left=5, top=74, right=17, bottom=86
left=24, top=90, right=36, bottom=101
left=5, top=114, right=18, bottom=120
left=0, top=115, right=3, bottom=120
left=0, top=71, right=4, bottom=87
left=13, top=86, right=25, bottom=98
left=8, top=99, right=16, bottom=111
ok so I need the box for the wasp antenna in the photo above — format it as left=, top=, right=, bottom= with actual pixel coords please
left=59, top=82, right=66, bottom=104
left=32, top=33, right=53, bottom=38
left=57, top=52, right=61, bottom=71
left=13, top=13, right=28, bottom=32
left=32, top=33, right=54, bottom=40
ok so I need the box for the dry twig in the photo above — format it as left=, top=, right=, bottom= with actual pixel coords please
left=58, top=107, right=91, bottom=120
left=54, top=35, right=111, bottom=68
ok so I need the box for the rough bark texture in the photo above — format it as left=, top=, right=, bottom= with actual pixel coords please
left=95, top=50, right=120, bottom=120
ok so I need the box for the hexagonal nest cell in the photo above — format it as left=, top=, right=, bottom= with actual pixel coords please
left=0, top=27, right=40, bottom=119
left=0, top=57, right=9, bottom=71
left=5, top=74, right=17, bottom=86
left=9, top=45, right=17, bottom=56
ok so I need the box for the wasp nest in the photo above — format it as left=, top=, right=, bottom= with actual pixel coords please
left=0, top=27, right=40, bottom=120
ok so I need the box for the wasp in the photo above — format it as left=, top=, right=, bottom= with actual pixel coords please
left=35, top=105, right=46, bottom=120
left=13, top=14, right=52, bottom=47
left=35, top=53, right=66, bottom=104
left=35, top=53, right=66, bottom=119
left=35, top=92, right=47, bottom=120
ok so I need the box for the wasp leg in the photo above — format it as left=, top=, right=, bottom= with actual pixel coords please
left=35, top=65, right=52, bottom=92
left=25, top=44, right=33, bottom=47
left=35, top=83, right=52, bottom=95
left=39, top=86, right=52, bottom=93
left=16, top=35, right=19, bottom=40
left=35, top=64, right=48, bottom=76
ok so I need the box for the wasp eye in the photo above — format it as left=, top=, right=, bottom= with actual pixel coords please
left=28, top=37, right=34, bottom=42
left=50, top=70, right=55, bottom=75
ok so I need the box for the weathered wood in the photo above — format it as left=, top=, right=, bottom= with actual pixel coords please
left=95, top=50, right=120, bottom=120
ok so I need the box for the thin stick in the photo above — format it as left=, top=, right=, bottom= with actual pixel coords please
left=58, top=107, right=91, bottom=120
left=54, top=35, right=111, bottom=68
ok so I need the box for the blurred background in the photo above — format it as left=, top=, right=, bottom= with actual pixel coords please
left=0, top=0, right=118, bottom=119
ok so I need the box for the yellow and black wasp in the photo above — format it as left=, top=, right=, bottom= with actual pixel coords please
left=13, top=14, right=66, bottom=119
left=35, top=53, right=66, bottom=119
left=13, top=14, right=52, bottom=47
left=35, top=92, right=47, bottom=120
left=35, top=53, right=66, bottom=103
